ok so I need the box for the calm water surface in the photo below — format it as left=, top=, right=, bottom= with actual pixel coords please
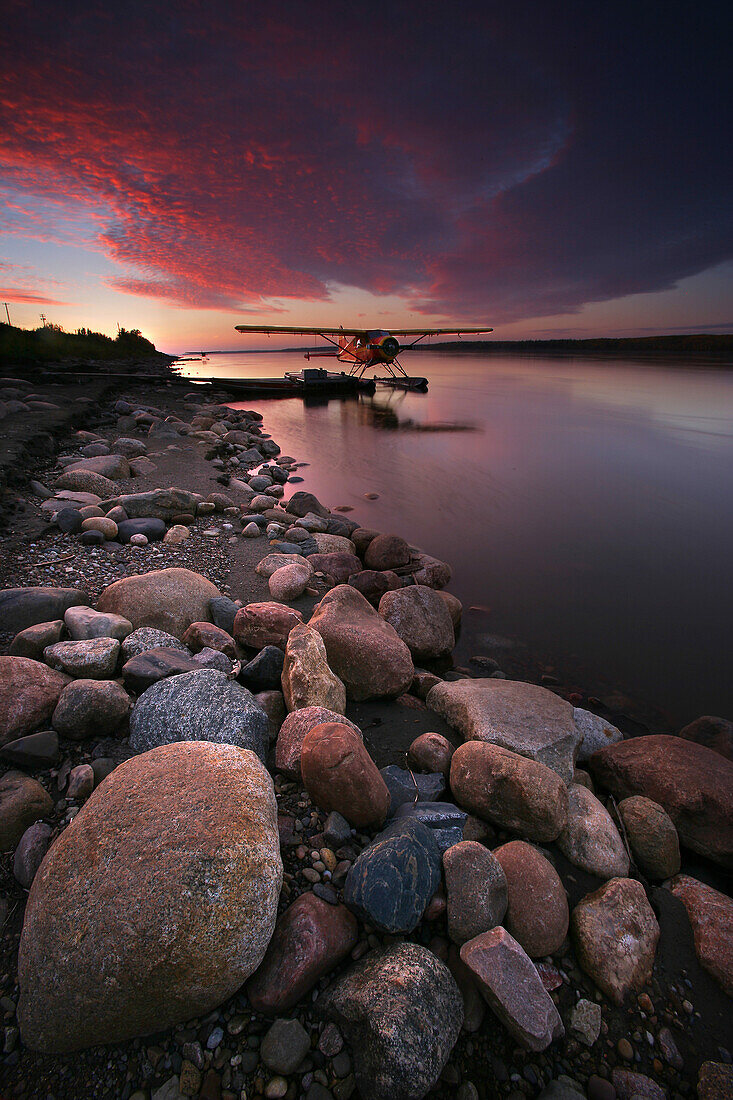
left=181, top=350, right=733, bottom=726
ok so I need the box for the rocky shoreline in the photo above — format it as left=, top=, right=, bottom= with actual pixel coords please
left=0, top=372, right=731, bottom=1100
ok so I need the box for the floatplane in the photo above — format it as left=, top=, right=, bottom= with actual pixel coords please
left=234, top=323, right=493, bottom=393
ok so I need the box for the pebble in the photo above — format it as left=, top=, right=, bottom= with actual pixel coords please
left=617, top=1038, right=634, bottom=1061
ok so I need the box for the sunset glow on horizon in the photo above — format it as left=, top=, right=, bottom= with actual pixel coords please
left=1, top=1, right=731, bottom=354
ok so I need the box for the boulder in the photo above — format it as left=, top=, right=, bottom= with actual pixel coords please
left=493, top=841, right=569, bottom=957
left=102, top=488, right=202, bottom=520
left=260, top=1018, right=310, bottom=1074
left=428, top=679, right=581, bottom=783
left=317, top=942, right=463, bottom=1100
left=450, top=742, right=568, bottom=841
left=571, top=878, right=660, bottom=1004
left=443, top=841, right=508, bottom=945
left=52, top=679, right=131, bottom=740
left=438, top=590, right=462, bottom=627
left=44, top=638, right=120, bottom=679
left=698, top=1063, right=733, bottom=1100
left=281, top=623, right=346, bottom=714
left=344, top=818, right=442, bottom=933
left=348, top=569, right=399, bottom=606
left=0, top=587, right=88, bottom=632
left=460, top=928, right=564, bottom=1051
left=363, top=534, right=411, bottom=570
left=117, top=518, right=167, bottom=543
left=300, top=722, right=389, bottom=828
left=275, top=707, right=361, bottom=780
left=617, top=796, right=681, bottom=879
left=556, top=783, right=630, bottom=879
left=121, top=627, right=188, bottom=661
left=233, top=602, right=303, bottom=651
left=678, top=715, right=733, bottom=760
left=268, top=563, right=312, bottom=601
left=80, top=517, right=118, bottom=539
left=17, top=742, right=282, bottom=1051
left=306, top=552, right=362, bottom=583
left=0, top=731, right=60, bottom=769
left=181, top=622, right=236, bottom=658
left=97, top=568, right=222, bottom=639
left=239, top=646, right=285, bottom=693
left=574, top=708, right=623, bottom=762
left=380, top=764, right=445, bottom=817
left=308, top=585, right=414, bottom=701
left=13, top=822, right=53, bottom=889
left=111, top=437, right=147, bottom=458
left=255, top=553, right=311, bottom=579
left=0, top=771, right=54, bottom=850
left=407, top=731, right=455, bottom=776
left=589, top=735, right=733, bottom=867
left=247, top=892, right=358, bottom=1014
left=378, top=585, right=455, bottom=661
left=0, top=656, right=69, bottom=744
left=411, top=551, right=452, bottom=589
left=122, top=647, right=203, bottom=692
left=55, top=469, right=119, bottom=497
left=129, top=669, right=268, bottom=761
left=285, top=491, right=329, bottom=518
left=668, top=874, right=733, bottom=996
left=64, top=606, right=133, bottom=641
left=8, top=620, right=66, bottom=660
left=66, top=454, right=130, bottom=480
left=209, top=596, right=240, bottom=634
left=312, top=533, right=357, bottom=555
left=393, top=801, right=468, bottom=853
left=254, top=690, right=286, bottom=741
left=611, top=1070, right=666, bottom=1100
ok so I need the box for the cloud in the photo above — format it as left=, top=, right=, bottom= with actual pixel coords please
left=0, top=0, right=730, bottom=325
left=0, top=287, right=69, bottom=305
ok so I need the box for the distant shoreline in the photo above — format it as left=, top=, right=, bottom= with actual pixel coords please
left=414, top=333, right=733, bottom=360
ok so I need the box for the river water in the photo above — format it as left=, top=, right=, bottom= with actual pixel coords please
left=179, top=349, right=733, bottom=727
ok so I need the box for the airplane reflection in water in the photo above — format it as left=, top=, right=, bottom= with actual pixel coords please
left=300, top=388, right=479, bottom=433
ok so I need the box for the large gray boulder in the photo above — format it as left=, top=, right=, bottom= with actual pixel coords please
left=428, top=678, right=581, bottom=783
left=18, top=742, right=282, bottom=1051
left=129, top=669, right=268, bottom=761
left=100, top=487, right=203, bottom=519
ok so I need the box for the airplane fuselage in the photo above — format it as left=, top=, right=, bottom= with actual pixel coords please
left=337, top=330, right=400, bottom=365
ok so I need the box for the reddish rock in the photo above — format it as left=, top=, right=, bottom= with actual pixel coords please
left=443, top=841, right=507, bottom=945
left=437, top=590, right=462, bottom=627
left=233, top=602, right=303, bottom=651
left=411, top=671, right=443, bottom=700
left=611, top=1069, right=666, bottom=1100
left=493, top=840, right=569, bottom=957
left=268, top=563, right=312, bottom=601
left=300, top=722, right=390, bottom=828
left=350, top=528, right=380, bottom=556
left=0, top=656, right=69, bottom=745
left=669, top=874, right=733, bottom=997
left=0, top=771, right=54, bottom=850
left=17, top=742, right=282, bottom=1052
left=348, top=570, right=395, bottom=606
left=378, top=585, right=455, bottom=661
left=460, top=927, right=564, bottom=1051
left=309, top=585, right=414, bottom=701
left=247, top=892, right=358, bottom=1014
left=450, top=742, right=568, bottom=842
left=617, top=796, right=680, bottom=879
left=182, top=622, right=237, bottom=658
left=408, top=732, right=454, bottom=776
left=52, top=679, right=131, bottom=740
left=9, top=620, right=66, bottom=660
left=557, top=783, right=629, bottom=879
left=307, top=552, right=362, bottom=583
left=572, top=878, right=660, bottom=1005
left=589, top=734, right=733, bottom=867
left=446, top=944, right=486, bottom=1032
left=363, top=533, right=411, bottom=570
left=275, top=706, right=361, bottom=780
left=678, top=716, right=733, bottom=761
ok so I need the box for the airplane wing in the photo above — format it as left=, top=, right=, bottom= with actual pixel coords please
left=389, top=327, right=493, bottom=336
left=235, top=324, right=367, bottom=336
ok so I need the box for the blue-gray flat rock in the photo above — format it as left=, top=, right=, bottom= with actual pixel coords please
left=394, top=801, right=467, bottom=852
left=209, top=596, right=239, bottom=634
left=0, top=731, right=60, bottom=768
left=380, top=764, right=445, bottom=818
left=117, top=518, right=167, bottom=544
left=122, top=647, right=202, bottom=693
left=343, top=817, right=441, bottom=933
left=129, top=669, right=268, bottom=761
left=240, top=646, right=285, bottom=692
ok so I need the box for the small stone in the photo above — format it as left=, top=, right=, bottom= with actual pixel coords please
left=260, top=1018, right=311, bottom=1074
left=67, top=764, right=95, bottom=800
left=570, top=999, right=601, bottom=1046
left=13, top=822, right=53, bottom=889
left=443, top=841, right=508, bottom=945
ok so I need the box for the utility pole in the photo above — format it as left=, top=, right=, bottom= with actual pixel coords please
left=40, top=313, right=47, bottom=327
left=3, top=302, right=10, bottom=326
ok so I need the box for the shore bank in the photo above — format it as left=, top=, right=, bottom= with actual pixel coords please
left=0, top=369, right=731, bottom=1100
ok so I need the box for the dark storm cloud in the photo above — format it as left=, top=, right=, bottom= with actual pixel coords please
left=1, top=0, right=730, bottom=322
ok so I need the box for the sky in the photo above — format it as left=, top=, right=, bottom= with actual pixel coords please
left=1, top=0, right=731, bottom=354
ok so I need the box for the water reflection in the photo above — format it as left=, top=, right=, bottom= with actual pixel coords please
left=190, top=349, right=733, bottom=725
